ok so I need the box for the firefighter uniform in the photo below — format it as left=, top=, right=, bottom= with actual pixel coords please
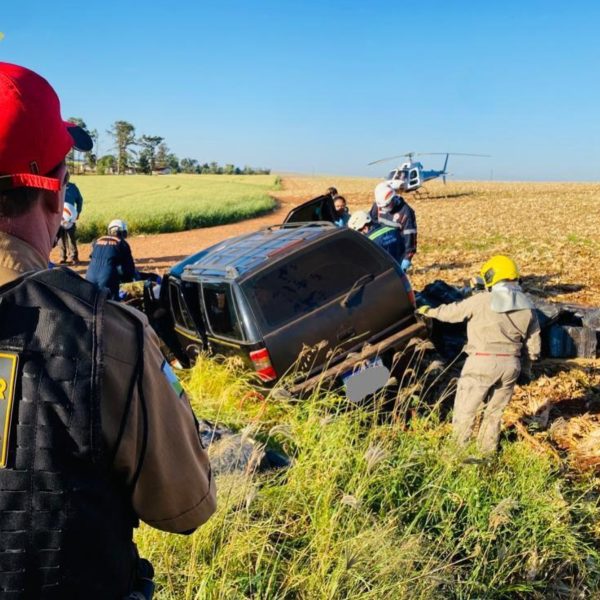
left=369, top=196, right=417, bottom=261
left=86, top=234, right=137, bottom=299
left=367, top=222, right=406, bottom=263
left=425, top=284, right=541, bottom=454
left=0, top=232, right=216, bottom=598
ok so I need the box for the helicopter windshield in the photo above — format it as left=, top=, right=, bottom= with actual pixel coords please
left=387, top=168, right=408, bottom=181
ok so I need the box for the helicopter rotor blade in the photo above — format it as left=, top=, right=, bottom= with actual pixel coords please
left=443, top=153, right=450, bottom=173
left=367, top=152, right=415, bottom=166
left=415, top=152, right=491, bottom=158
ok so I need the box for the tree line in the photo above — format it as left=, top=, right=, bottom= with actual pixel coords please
left=67, top=118, right=271, bottom=176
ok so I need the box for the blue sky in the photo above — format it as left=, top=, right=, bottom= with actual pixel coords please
left=2, top=1, right=599, bottom=180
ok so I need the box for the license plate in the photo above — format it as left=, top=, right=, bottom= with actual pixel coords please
left=342, top=357, right=390, bottom=403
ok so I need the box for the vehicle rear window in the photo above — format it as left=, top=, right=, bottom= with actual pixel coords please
left=243, top=236, right=387, bottom=330
left=202, top=282, right=244, bottom=340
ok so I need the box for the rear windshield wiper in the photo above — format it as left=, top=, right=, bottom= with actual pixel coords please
left=340, top=273, right=375, bottom=307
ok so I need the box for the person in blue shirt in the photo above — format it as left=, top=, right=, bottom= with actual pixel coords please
left=86, top=219, right=137, bottom=300
left=348, top=210, right=405, bottom=266
left=333, top=195, right=350, bottom=227
left=67, top=180, right=84, bottom=216
left=58, top=181, right=84, bottom=263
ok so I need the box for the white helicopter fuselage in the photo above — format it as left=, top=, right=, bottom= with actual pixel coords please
left=386, top=162, right=423, bottom=192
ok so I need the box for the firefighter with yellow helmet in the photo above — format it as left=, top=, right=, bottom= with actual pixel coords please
left=419, top=255, right=541, bottom=454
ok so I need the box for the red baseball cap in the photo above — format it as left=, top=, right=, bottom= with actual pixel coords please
left=0, top=62, right=93, bottom=192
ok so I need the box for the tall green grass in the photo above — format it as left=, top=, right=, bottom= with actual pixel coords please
left=69, top=174, right=278, bottom=241
left=136, top=356, right=600, bottom=599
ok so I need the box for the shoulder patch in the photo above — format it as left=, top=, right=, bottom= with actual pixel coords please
left=0, top=352, right=18, bottom=469
left=161, top=360, right=184, bottom=398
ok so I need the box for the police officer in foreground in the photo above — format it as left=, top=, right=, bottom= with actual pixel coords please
left=348, top=210, right=406, bottom=265
left=86, top=218, right=137, bottom=300
left=369, top=181, right=417, bottom=272
left=418, top=255, right=541, bottom=454
left=0, top=62, right=216, bottom=599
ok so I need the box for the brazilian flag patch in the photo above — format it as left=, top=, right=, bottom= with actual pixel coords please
left=0, top=352, right=18, bottom=469
left=161, top=360, right=184, bottom=398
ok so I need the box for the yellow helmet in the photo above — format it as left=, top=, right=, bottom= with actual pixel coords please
left=480, top=255, right=519, bottom=288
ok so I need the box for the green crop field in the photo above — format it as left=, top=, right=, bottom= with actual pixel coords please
left=69, top=174, right=279, bottom=241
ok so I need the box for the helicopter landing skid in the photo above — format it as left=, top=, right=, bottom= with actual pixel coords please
left=413, top=187, right=431, bottom=199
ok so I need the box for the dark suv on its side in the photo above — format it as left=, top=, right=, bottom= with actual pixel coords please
left=149, top=195, right=427, bottom=397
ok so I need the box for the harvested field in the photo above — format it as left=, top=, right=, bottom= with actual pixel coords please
left=271, top=176, right=600, bottom=306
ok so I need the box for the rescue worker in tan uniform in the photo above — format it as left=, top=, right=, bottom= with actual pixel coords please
left=0, top=62, right=216, bottom=599
left=419, top=256, right=541, bottom=454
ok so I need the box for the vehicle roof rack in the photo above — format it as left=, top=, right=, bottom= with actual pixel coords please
left=179, top=222, right=336, bottom=282
left=265, top=221, right=337, bottom=231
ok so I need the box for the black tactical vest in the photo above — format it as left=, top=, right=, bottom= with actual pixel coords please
left=0, top=268, right=137, bottom=599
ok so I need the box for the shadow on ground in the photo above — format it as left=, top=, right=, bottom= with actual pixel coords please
left=522, top=274, right=586, bottom=298
left=415, top=261, right=473, bottom=274
left=413, top=191, right=478, bottom=200
left=135, top=255, right=189, bottom=267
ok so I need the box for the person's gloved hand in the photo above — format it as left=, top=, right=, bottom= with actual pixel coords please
left=401, top=258, right=412, bottom=272
left=469, top=276, right=485, bottom=293
left=417, top=305, right=430, bottom=315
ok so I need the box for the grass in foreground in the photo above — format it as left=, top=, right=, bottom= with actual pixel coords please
left=136, top=356, right=600, bottom=599
left=69, top=174, right=279, bottom=241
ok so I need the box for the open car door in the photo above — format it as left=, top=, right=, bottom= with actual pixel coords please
left=283, top=194, right=337, bottom=224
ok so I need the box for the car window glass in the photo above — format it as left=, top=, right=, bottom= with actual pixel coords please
left=244, top=236, right=386, bottom=330
left=202, top=282, right=243, bottom=340
left=181, top=282, right=205, bottom=333
left=286, top=196, right=336, bottom=223
left=169, top=282, right=195, bottom=331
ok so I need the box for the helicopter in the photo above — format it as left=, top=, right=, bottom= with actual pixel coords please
left=368, top=152, right=490, bottom=196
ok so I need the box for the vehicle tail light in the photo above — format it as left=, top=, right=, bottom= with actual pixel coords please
left=249, top=347, right=277, bottom=382
left=401, top=273, right=417, bottom=307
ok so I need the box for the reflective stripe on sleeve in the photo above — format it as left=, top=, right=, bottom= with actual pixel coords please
left=368, top=226, right=394, bottom=241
